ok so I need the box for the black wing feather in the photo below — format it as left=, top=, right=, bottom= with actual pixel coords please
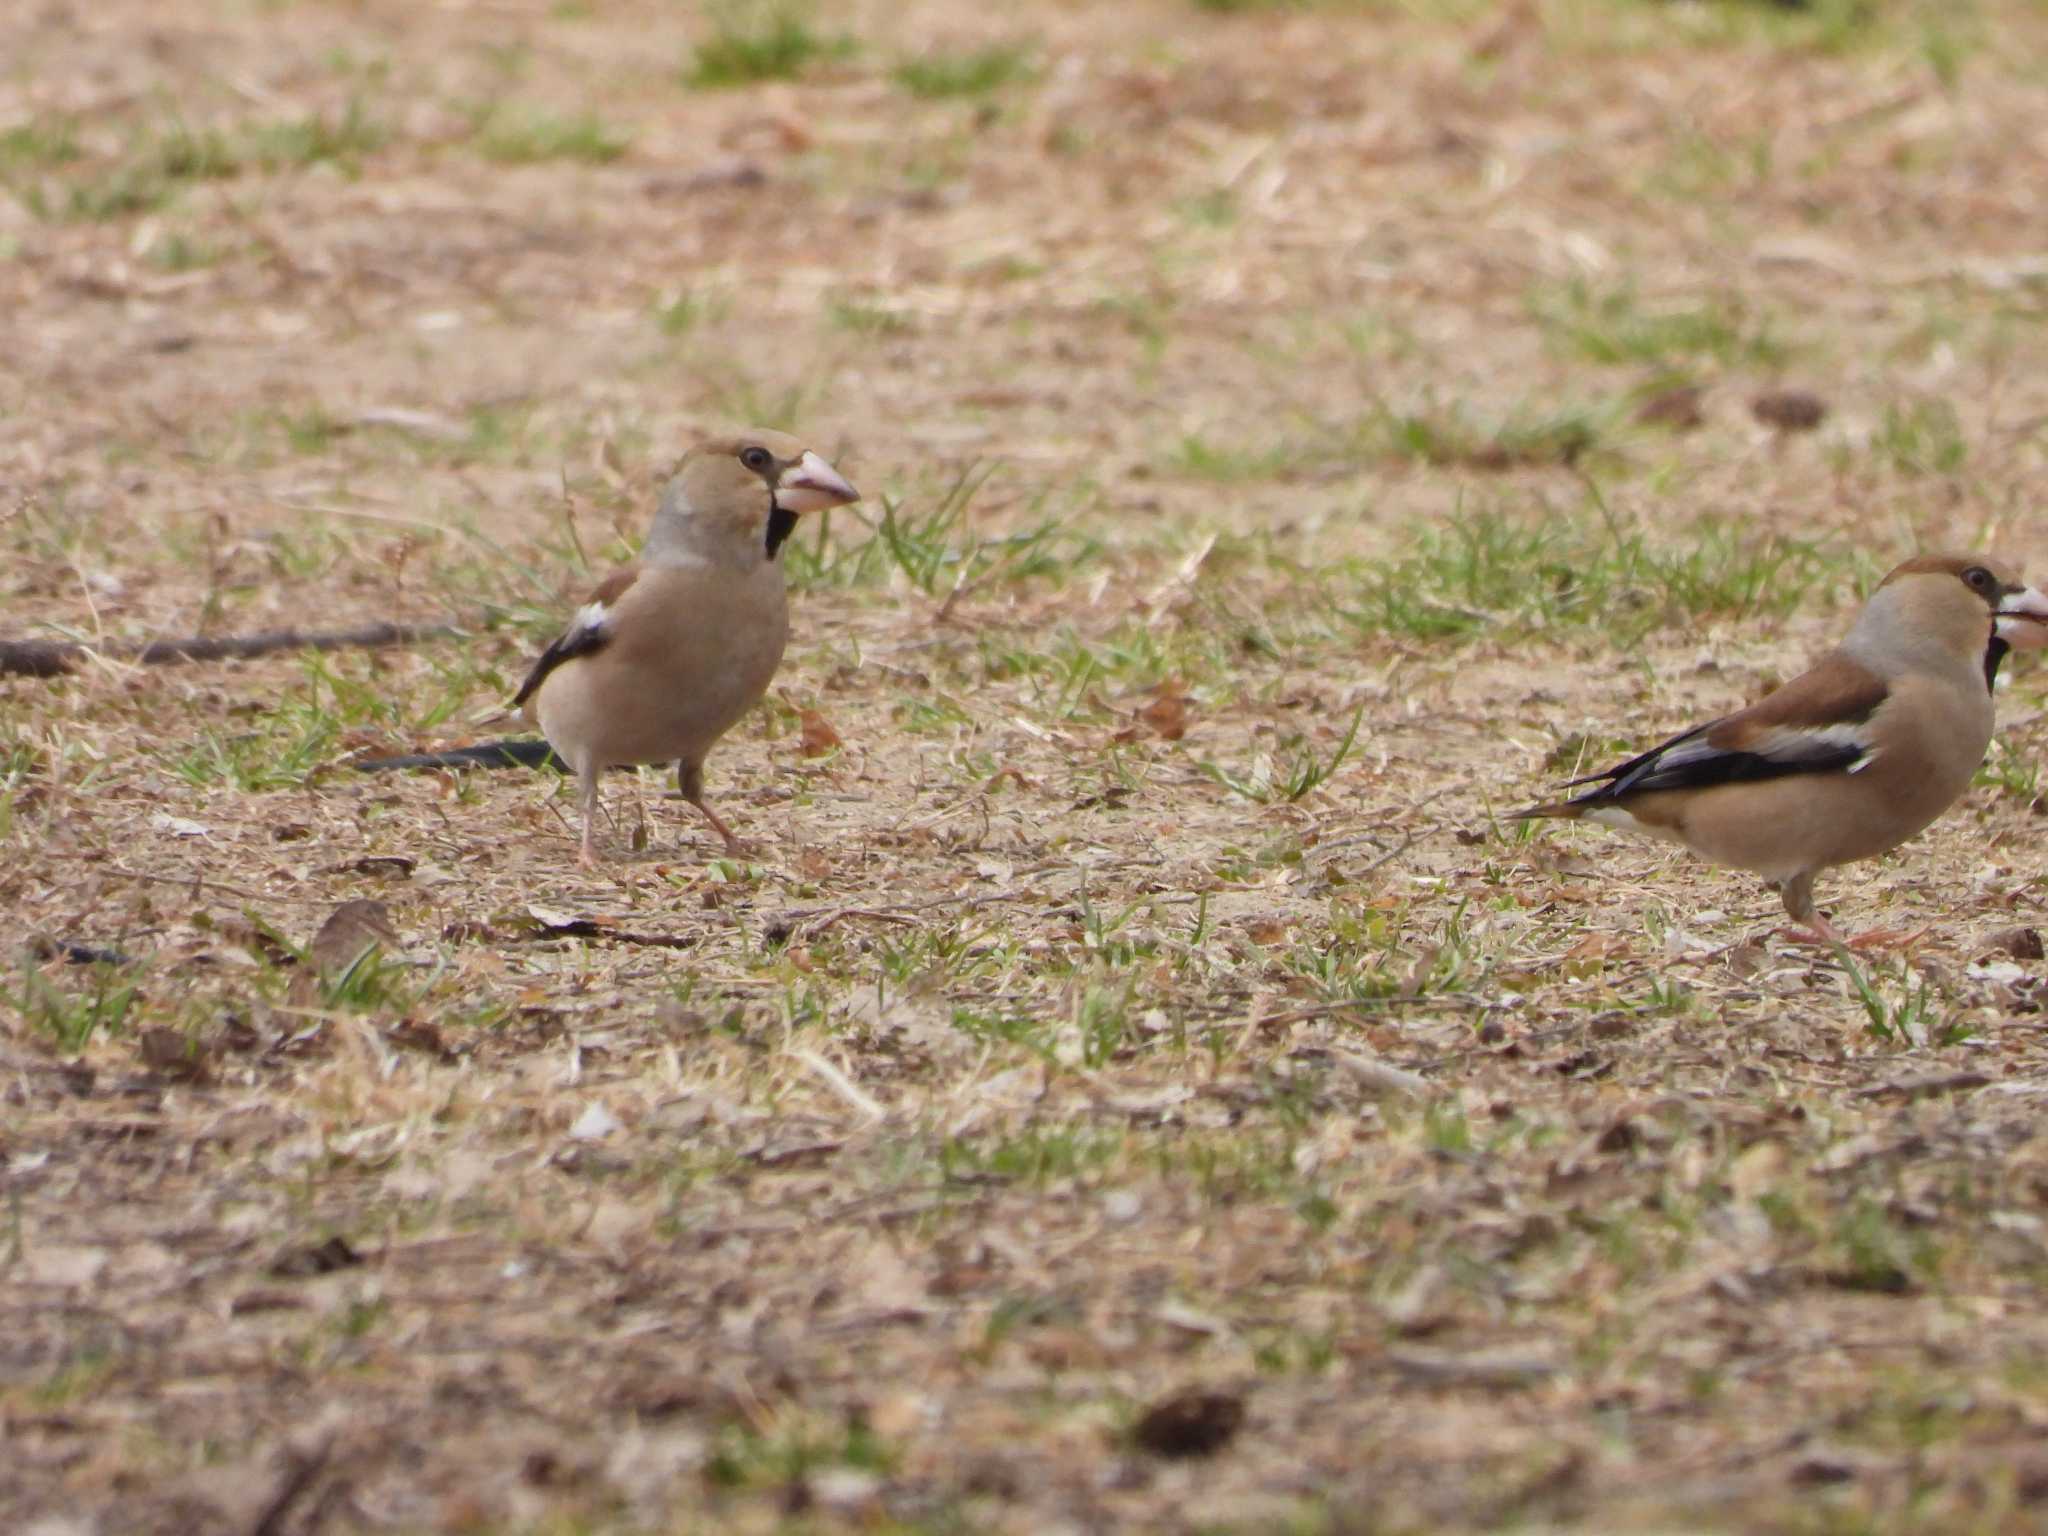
left=1559, top=718, right=1866, bottom=808
left=510, top=622, right=610, bottom=709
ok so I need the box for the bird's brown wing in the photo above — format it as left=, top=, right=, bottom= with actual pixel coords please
left=1552, top=652, right=1890, bottom=804
left=510, top=565, right=640, bottom=709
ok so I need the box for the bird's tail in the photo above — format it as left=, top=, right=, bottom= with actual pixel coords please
left=1508, top=799, right=1586, bottom=821
left=352, top=738, right=566, bottom=772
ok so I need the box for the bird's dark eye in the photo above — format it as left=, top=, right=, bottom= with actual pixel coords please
left=1965, top=566, right=1996, bottom=594
left=740, top=446, right=773, bottom=474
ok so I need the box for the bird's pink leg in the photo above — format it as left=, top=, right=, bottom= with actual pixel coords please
left=679, top=759, right=751, bottom=858
left=577, top=766, right=601, bottom=867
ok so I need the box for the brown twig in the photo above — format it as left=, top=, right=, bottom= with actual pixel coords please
left=248, top=1433, right=336, bottom=1536
left=0, top=620, right=460, bottom=679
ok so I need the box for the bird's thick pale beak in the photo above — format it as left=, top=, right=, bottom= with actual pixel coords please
left=1997, top=586, right=2048, bottom=649
left=774, top=451, right=860, bottom=514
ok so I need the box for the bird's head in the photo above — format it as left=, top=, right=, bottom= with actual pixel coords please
left=652, top=428, right=860, bottom=566
left=1862, top=553, right=2048, bottom=688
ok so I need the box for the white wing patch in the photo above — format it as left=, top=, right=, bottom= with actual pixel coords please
left=568, top=601, right=610, bottom=641
left=1753, top=722, right=1878, bottom=772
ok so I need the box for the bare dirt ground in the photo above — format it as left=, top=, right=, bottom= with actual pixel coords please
left=10, top=1, right=2048, bottom=1531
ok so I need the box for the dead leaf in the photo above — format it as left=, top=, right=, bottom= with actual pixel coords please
left=230, top=1289, right=308, bottom=1315
left=798, top=708, right=843, bottom=757
left=307, top=899, right=399, bottom=973
left=137, top=1026, right=209, bottom=1081
left=269, top=1235, right=361, bottom=1278
left=1987, top=926, right=2044, bottom=961
left=286, top=899, right=400, bottom=1006
left=1752, top=388, right=1828, bottom=432
left=1132, top=1388, right=1246, bottom=1458
left=1561, top=933, right=1626, bottom=965
left=1138, top=680, right=1190, bottom=741
left=1635, top=383, right=1705, bottom=431
left=1238, top=913, right=1291, bottom=945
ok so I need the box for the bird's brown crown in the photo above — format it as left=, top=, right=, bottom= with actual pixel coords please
left=1876, top=553, right=2025, bottom=607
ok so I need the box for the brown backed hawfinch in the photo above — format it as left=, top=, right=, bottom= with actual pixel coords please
left=356, top=430, right=858, bottom=863
left=1514, top=555, right=2048, bottom=943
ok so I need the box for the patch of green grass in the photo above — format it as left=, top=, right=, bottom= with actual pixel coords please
left=1917, top=10, right=1984, bottom=92
left=472, top=105, right=630, bottom=165
left=1200, top=706, right=1364, bottom=805
left=246, top=100, right=386, bottom=170
left=141, top=229, right=220, bottom=272
left=1531, top=280, right=1785, bottom=370
left=25, top=1343, right=118, bottom=1407
left=786, top=464, right=1101, bottom=600
left=1640, top=126, right=1770, bottom=204
left=1977, top=738, right=2038, bottom=807
left=1367, top=401, right=1608, bottom=471
left=941, top=1125, right=1124, bottom=1184
left=0, top=118, right=81, bottom=173
left=34, top=119, right=240, bottom=221
left=1836, top=951, right=1944, bottom=1047
left=685, top=0, right=855, bottom=88
left=6, top=957, right=141, bottom=1054
left=1176, top=187, right=1237, bottom=228
left=1340, top=499, right=1848, bottom=644
left=146, top=122, right=241, bottom=182
left=1829, top=1197, right=1941, bottom=1293
left=1095, top=287, right=1175, bottom=367
left=892, top=43, right=1035, bottom=100
left=1873, top=397, right=1967, bottom=477
left=320, top=944, right=408, bottom=1012
left=652, top=289, right=707, bottom=336
left=10, top=102, right=391, bottom=222
left=707, top=1412, right=895, bottom=1490
left=1166, top=432, right=1292, bottom=482
left=167, top=727, right=325, bottom=793
left=1552, top=0, right=1891, bottom=59
left=824, top=295, right=912, bottom=336
left=278, top=406, right=342, bottom=456
left=165, top=681, right=341, bottom=793
left=700, top=370, right=816, bottom=433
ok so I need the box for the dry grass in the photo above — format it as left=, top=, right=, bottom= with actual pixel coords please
left=10, top=0, right=2048, bottom=1531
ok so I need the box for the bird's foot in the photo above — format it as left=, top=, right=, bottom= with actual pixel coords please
left=1839, top=925, right=1931, bottom=952
left=1775, top=919, right=1928, bottom=952
left=687, top=798, right=754, bottom=860
left=1774, top=912, right=1844, bottom=946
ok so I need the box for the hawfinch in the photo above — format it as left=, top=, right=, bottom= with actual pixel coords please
left=1515, top=555, right=2048, bottom=942
left=512, top=429, right=859, bottom=863
left=356, top=431, right=858, bottom=859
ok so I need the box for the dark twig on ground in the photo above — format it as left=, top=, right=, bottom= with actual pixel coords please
left=0, top=621, right=459, bottom=679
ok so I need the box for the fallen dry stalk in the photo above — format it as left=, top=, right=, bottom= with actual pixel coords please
left=0, top=620, right=460, bottom=678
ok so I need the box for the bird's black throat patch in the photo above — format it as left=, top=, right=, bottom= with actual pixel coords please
left=1986, top=635, right=2010, bottom=693
left=765, top=505, right=798, bottom=560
